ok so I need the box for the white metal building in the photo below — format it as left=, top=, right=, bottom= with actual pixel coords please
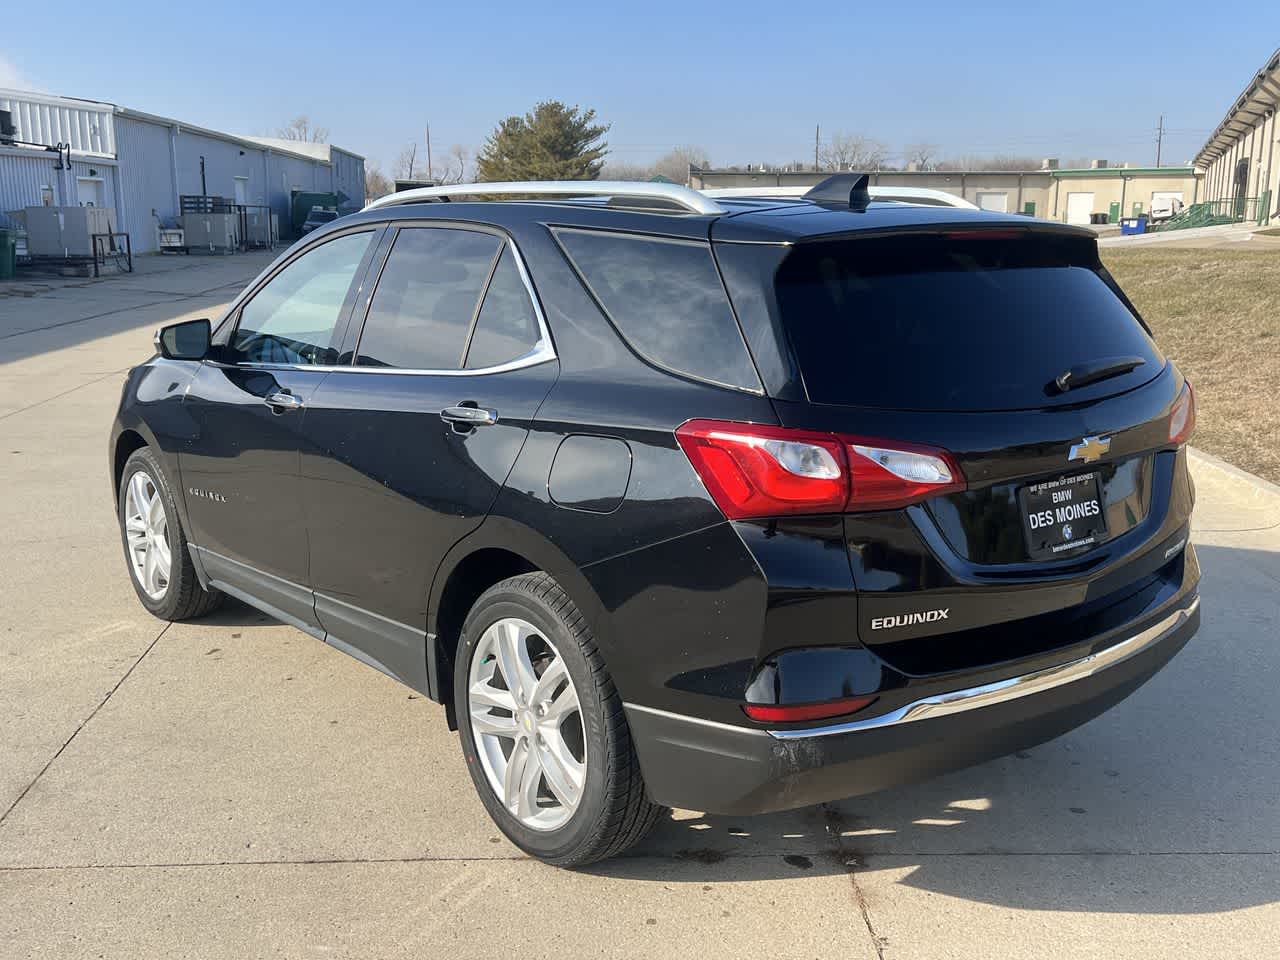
left=0, top=88, right=365, bottom=252
left=1195, top=48, right=1279, bottom=224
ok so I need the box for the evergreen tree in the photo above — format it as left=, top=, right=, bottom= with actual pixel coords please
left=476, top=101, right=609, bottom=181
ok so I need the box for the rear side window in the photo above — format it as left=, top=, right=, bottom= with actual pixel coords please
left=555, top=228, right=760, bottom=392
left=774, top=232, right=1164, bottom=411
left=465, top=247, right=542, bottom=369
left=356, top=227, right=501, bottom=369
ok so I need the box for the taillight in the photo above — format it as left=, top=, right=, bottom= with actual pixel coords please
left=742, top=695, right=876, bottom=724
left=675, top=419, right=965, bottom=519
left=848, top=442, right=963, bottom=512
left=1168, top=382, right=1195, bottom=444
left=674, top=421, right=847, bottom=519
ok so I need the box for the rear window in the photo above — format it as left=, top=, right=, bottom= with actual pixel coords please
left=555, top=228, right=761, bottom=392
left=774, top=232, right=1164, bottom=411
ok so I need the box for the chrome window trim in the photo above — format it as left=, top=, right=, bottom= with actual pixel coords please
left=214, top=225, right=557, bottom=378
left=769, top=595, right=1199, bottom=740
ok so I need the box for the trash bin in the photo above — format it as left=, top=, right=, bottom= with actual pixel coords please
left=0, top=229, right=16, bottom=281
left=1119, top=216, right=1148, bottom=236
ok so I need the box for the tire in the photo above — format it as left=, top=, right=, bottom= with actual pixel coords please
left=455, top=572, right=665, bottom=866
left=117, top=446, right=222, bottom=621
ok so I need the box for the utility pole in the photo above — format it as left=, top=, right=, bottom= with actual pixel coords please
left=426, top=122, right=433, bottom=182
left=1155, top=114, right=1165, bottom=167
left=814, top=124, right=820, bottom=171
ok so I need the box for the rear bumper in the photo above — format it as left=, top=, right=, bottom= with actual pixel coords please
left=626, top=592, right=1199, bottom=816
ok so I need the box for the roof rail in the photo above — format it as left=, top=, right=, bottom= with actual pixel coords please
left=363, top=180, right=726, bottom=215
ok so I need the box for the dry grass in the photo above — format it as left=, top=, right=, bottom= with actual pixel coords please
left=1102, top=247, right=1280, bottom=484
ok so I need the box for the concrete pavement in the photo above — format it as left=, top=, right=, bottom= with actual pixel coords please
left=1, top=253, right=1278, bottom=959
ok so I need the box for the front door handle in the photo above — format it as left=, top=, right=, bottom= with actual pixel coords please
left=265, top=391, right=304, bottom=412
left=440, top=404, right=498, bottom=427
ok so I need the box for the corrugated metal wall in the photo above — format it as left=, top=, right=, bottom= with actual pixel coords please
left=0, top=91, right=114, bottom=155
left=331, top=148, right=365, bottom=210
left=115, top=116, right=177, bottom=251
left=0, top=151, right=62, bottom=227
left=3, top=90, right=360, bottom=254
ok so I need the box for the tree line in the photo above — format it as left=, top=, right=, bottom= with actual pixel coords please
left=280, top=107, right=1102, bottom=203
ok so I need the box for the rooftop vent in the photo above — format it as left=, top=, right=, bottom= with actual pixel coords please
left=1091, top=159, right=1109, bottom=169
left=1042, top=157, right=1059, bottom=170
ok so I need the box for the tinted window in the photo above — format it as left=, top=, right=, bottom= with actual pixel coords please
left=356, top=227, right=501, bottom=369
left=555, top=229, right=760, bottom=391
left=231, top=231, right=373, bottom=365
left=775, top=232, right=1164, bottom=411
left=465, top=247, right=541, bottom=369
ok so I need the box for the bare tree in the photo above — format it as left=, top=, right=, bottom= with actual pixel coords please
left=904, top=142, right=940, bottom=171
left=364, top=163, right=393, bottom=201
left=599, top=160, right=657, bottom=181
left=937, top=154, right=1040, bottom=172
left=278, top=115, right=329, bottom=143
left=430, top=144, right=472, bottom=184
left=396, top=143, right=419, bottom=179
left=820, top=133, right=889, bottom=172
left=652, top=145, right=711, bottom=184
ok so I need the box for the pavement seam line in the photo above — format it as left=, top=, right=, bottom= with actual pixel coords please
left=0, top=368, right=129, bottom=423
left=0, top=623, right=170, bottom=825
left=823, top=805, right=886, bottom=960
left=0, top=280, right=250, bottom=343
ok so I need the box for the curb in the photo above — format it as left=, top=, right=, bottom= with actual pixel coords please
left=1187, top=446, right=1280, bottom=507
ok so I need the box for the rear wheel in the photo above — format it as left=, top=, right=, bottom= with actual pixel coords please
left=455, top=572, right=664, bottom=866
left=118, top=446, right=222, bottom=621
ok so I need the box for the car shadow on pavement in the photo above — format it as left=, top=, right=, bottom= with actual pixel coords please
left=589, top=543, right=1280, bottom=916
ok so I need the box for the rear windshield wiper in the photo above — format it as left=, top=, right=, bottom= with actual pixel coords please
left=1050, top=356, right=1146, bottom=394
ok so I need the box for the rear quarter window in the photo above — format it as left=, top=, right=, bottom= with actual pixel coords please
left=554, top=228, right=761, bottom=392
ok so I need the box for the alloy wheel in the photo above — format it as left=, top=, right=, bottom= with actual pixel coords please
left=468, top=617, right=587, bottom=831
left=124, top=470, right=171, bottom=600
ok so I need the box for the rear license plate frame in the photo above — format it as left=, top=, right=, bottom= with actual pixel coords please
left=1019, top=471, right=1108, bottom=560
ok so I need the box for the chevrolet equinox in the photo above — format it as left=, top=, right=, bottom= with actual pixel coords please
left=110, top=175, right=1201, bottom=866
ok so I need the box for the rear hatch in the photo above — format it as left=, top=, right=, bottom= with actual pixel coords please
left=716, top=222, right=1194, bottom=673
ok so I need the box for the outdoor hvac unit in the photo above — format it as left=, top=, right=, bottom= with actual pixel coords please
left=180, top=213, right=239, bottom=253
left=24, top=206, right=118, bottom=258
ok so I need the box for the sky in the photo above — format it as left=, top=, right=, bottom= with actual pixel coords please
left=3, top=1, right=1277, bottom=176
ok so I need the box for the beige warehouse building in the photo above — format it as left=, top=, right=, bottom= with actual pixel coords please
left=1195, top=47, right=1279, bottom=224
left=690, top=165, right=1201, bottom=225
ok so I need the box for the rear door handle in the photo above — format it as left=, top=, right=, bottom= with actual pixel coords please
left=265, top=392, right=304, bottom=412
left=440, top=405, right=498, bottom=427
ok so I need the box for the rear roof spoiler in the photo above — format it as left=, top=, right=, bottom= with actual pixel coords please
left=804, top=173, right=871, bottom=210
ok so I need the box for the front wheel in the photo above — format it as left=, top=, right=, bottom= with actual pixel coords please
left=118, top=446, right=222, bottom=620
left=455, top=572, right=664, bottom=866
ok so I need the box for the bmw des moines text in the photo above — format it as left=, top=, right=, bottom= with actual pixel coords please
left=110, top=175, right=1200, bottom=866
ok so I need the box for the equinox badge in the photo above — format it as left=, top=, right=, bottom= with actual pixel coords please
left=871, top=608, right=950, bottom=631
left=1068, top=435, right=1111, bottom=464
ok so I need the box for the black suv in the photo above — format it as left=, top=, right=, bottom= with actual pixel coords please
left=110, top=176, right=1200, bottom=866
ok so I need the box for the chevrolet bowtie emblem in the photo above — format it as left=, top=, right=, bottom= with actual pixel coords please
left=1068, top=435, right=1111, bottom=464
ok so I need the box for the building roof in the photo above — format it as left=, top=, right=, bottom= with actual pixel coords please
left=1195, top=47, right=1280, bottom=168
left=239, top=136, right=364, bottom=162
left=0, top=87, right=363, bottom=164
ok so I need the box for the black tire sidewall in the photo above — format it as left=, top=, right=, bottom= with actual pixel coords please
left=455, top=588, right=612, bottom=861
left=117, top=447, right=187, bottom=619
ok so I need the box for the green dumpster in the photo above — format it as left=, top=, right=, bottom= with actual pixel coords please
left=0, top=229, right=15, bottom=281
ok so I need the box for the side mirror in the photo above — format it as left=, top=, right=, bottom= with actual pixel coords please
left=155, top=318, right=211, bottom=361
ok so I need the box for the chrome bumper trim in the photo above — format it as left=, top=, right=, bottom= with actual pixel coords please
left=769, top=595, right=1199, bottom=741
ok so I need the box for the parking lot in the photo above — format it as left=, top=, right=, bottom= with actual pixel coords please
left=2, top=252, right=1278, bottom=959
